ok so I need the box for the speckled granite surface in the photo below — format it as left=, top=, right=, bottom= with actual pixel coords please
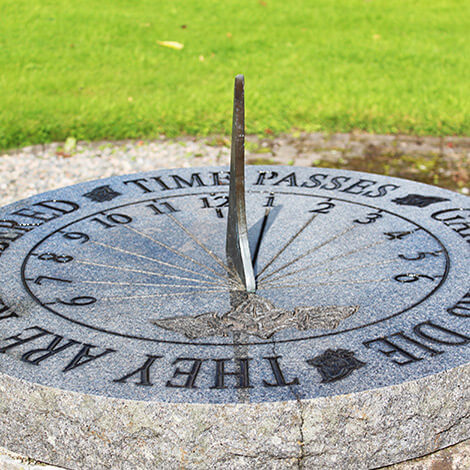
left=0, top=133, right=468, bottom=469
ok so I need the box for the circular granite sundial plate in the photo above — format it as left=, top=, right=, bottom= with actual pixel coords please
left=0, top=166, right=468, bottom=469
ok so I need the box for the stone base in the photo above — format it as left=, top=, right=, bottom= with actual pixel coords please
left=2, top=441, right=470, bottom=470
left=0, top=363, right=468, bottom=470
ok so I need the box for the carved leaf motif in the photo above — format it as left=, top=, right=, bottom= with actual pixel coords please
left=152, top=294, right=358, bottom=339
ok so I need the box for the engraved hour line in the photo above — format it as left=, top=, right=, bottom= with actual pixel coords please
left=120, top=224, right=233, bottom=283
left=80, top=280, right=225, bottom=289
left=89, top=240, right=222, bottom=283
left=255, top=213, right=318, bottom=279
left=258, top=277, right=393, bottom=291
left=166, top=213, right=232, bottom=275
left=75, top=260, right=225, bottom=286
left=100, top=289, right=227, bottom=301
left=258, top=257, right=401, bottom=288
left=257, top=222, right=358, bottom=284
left=258, top=236, right=390, bottom=286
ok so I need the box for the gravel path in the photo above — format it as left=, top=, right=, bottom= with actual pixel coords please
left=0, top=139, right=231, bottom=206
left=0, top=133, right=468, bottom=469
left=1, top=132, right=468, bottom=206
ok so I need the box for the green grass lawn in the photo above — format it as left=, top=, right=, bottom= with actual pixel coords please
left=0, top=0, right=469, bottom=149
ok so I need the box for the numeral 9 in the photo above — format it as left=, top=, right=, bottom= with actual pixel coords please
left=62, top=231, right=90, bottom=243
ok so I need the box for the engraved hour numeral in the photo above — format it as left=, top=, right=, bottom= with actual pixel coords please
left=31, top=276, right=73, bottom=286
left=146, top=201, right=179, bottom=215
left=90, top=213, right=132, bottom=228
left=310, top=201, right=336, bottom=214
left=384, top=231, right=414, bottom=240
left=61, top=231, right=90, bottom=243
left=354, top=211, right=383, bottom=225
left=394, top=273, right=436, bottom=283
left=200, top=195, right=229, bottom=218
left=58, top=296, right=97, bottom=306
left=37, top=253, right=73, bottom=263
left=264, top=194, right=275, bottom=207
left=399, top=251, right=442, bottom=261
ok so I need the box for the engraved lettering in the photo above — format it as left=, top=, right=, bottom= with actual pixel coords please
left=0, top=220, right=35, bottom=233
left=263, top=356, right=299, bottom=387
left=113, top=355, right=163, bottom=386
left=432, top=208, right=470, bottom=243
left=364, top=320, right=468, bottom=366
left=447, top=290, right=470, bottom=317
left=166, top=358, right=205, bottom=388
left=21, top=335, right=80, bottom=365
left=320, top=176, right=351, bottom=191
left=210, top=358, right=253, bottom=389
left=11, top=200, right=79, bottom=223
left=150, top=176, right=172, bottom=191
left=123, top=178, right=153, bottom=194
left=413, top=321, right=470, bottom=346
left=33, top=200, right=79, bottom=214
left=125, top=173, right=220, bottom=193
left=211, top=171, right=230, bottom=186
left=341, top=179, right=377, bottom=195
left=390, top=332, right=443, bottom=356
left=11, top=208, right=57, bottom=222
left=273, top=172, right=298, bottom=187
left=63, top=344, right=115, bottom=372
left=254, top=171, right=278, bottom=185
left=0, top=220, right=35, bottom=257
left=0, top=231, right=26, bottom=242
left=0, top=297, right=18, bottom=321
left=300, top=173, right=328, bottom=188
left=363, top=336, right=422, bottom=366
left=0, top=327, right=51, bottom=354
left=171, top=173, right=206, bottom=189
left=363, top=184, right=400, bottom=198
left=254, top=171, right=399, bottom=197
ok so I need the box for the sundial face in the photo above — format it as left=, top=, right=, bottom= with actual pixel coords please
left=0, top=165, right=468, bottom=403
left=1, top=77, right=467, bottom=469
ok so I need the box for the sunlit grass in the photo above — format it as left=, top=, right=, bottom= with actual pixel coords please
left=0, top=0, right=468, bottom=149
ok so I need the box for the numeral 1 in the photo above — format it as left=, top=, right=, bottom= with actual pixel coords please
left=264, top=194, right=275, bottom=207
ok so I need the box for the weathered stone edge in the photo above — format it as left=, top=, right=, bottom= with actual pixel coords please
left=0, top=362, right=468, bottom=469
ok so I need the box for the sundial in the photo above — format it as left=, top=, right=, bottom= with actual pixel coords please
left=0, top=76, right=468, bottom=469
